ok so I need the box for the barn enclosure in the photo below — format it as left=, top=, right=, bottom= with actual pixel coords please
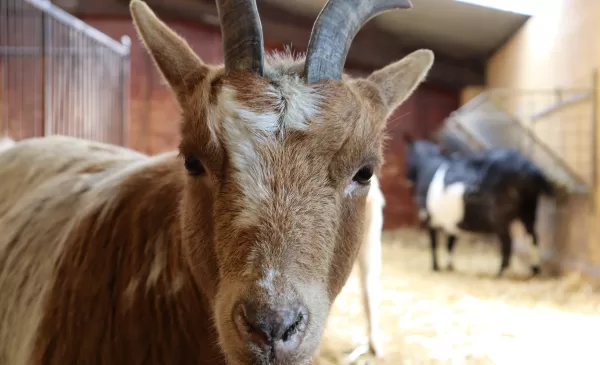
left=437, top=80, right=599, bottom=278
left=1, top=0, right=600, bottom=364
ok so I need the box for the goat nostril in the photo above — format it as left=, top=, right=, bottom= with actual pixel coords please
left=233, top=301, right=308, bottom=347
left=281, top=311, right=305, bottom=342
left=234, top=303, right=270, bottom=345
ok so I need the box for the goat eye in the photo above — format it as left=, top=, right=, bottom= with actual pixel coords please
left=353, top=166, right=373, bottom=185
left=184, top=156, right=205, bottom=176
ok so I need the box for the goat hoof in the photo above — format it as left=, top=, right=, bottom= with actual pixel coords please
left=446, top=264, right=454, bottom=271
left=432, top=265, right=440, bottom=272
left=531, top=266, right=541, bottom=276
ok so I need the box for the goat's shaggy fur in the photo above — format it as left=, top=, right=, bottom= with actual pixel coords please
left=0, top=135, right=387, bottom=364
left=0, top=136, right=15, bottom=153
left=0, top=135, right=388, bottom=365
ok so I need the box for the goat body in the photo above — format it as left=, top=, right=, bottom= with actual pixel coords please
left=404, top=139, right=555, bottom=276
left=0, top=136, right=220, bottom=365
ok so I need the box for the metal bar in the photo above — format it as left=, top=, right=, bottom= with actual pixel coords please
left=454, top=110, right=589, bottom=191
left=484, top=88, right=593, bottom=96
left=0, top=46, right=119, bottom=56
left=120, top=35, right=131, bottom=147
left=0, top=0, right=7, bottom=136
left=445, top=115, right=487, bottom=150
left=482, top=98, right=591, bottom=189
left=18, top=0, right=24, bottom=139
left=529, top=91, right=593, bottom=121
left=591, top=70, right=597, bottom=212
left=24, top=0, right=129, bottom=55
left=41, top=9, right=48, bottom=135
left=3, top=0, right=131, bottom=148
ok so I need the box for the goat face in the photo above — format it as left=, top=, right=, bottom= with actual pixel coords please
left=130, top=1, right=433, bottom=364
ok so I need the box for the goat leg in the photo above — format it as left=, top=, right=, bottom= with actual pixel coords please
left=356, top=205, right=384, bottom=358
left=497, top=231, right=512, bottom=277
left=526, top=226, right=541, bottom=276
left=446, top=234, right=457, bottom=271
left=428, top=227, right=440, bottom=271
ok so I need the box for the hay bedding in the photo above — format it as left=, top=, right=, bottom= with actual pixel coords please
left=317, top=229, right=600, bottom=365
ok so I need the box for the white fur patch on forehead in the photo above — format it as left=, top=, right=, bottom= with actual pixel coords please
left=270, top=75, right=322, bottom=133
left=220, top=86, right=281, bottom=134
left=218, top=104, right=270, bottom=228
left=214, top=68, right=322, bottom=229
left=219, top=81, right=322, bottom=136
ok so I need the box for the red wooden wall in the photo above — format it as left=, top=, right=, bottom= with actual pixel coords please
left=72, top=16, right=461, bottom=228
left=378, top=86, right=459, bottom=228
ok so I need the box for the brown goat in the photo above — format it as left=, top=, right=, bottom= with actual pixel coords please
left=0, top=0, right=433, bottom=364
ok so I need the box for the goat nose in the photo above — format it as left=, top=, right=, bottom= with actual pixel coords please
left=234, top=301, right=308, bottom=349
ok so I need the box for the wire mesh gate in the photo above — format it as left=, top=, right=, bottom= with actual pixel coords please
left=0, top=0, right=130, bottom=146
left=435, top=76, right=599, bottom=277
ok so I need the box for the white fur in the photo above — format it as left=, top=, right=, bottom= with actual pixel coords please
left=425, top=164, right=467, bottom=235
left=221, top=77, right=321, bottom=136
left=219, top=87, right=272, bottom=229
left=343, top=182, right=362, bottom=197
left=0, top=136, right=15, bottom=153
left=218, top=84, right=322, bottom=229
left=257, top=268, right=279, bottom=296
left=350, top=175, right=385, bottom=360
left=271, top=77, right=321, bottom=132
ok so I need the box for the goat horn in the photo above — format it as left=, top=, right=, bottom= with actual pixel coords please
left=215, top=0, right=264, bottom=76
left=304, top=0, right=412, bottom=84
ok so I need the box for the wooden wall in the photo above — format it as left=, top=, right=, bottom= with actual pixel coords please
left=486, top=0, right=600, bottom=278
left=379, top=85, right=459, bottom=228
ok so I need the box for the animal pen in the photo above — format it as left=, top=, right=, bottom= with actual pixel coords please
left=0, top=0, right=130, bottom=145
left=321, top=82, right=600, bottom=365
left=0, top=2, right=599, bottom=365
left=437, top=77, right=599, bottom=279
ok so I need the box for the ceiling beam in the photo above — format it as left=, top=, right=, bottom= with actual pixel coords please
left=58, top=0, right=485, bottom=89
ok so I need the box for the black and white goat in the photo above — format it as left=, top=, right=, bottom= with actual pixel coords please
left=403, top=136, right=555, bottom=277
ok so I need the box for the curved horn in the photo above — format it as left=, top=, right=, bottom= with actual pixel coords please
left=304, top=0, right=412, bottom=84
left=215, top=0, right=264, bottom=76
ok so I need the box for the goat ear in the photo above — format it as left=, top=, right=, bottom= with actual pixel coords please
left=367, top=49, right=434, bottom=116
left=130, top=0, right=209, bottom=103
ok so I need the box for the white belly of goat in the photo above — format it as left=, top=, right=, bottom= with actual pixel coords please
left=425, top=164, right=467, bottom=235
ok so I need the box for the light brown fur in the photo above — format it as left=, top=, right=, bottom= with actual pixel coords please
left=358, top=175, right=386, bottom=358
left=0, top=1, right=433, bottom=364
left=341, top=174, right=386, bottom=363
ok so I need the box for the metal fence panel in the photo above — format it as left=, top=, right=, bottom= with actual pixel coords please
left=0, top=0, right=130, bottom=146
